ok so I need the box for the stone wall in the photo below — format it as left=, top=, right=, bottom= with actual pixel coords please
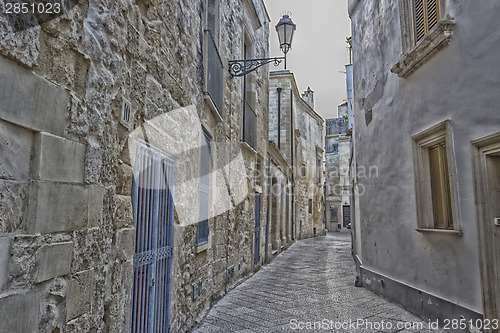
left=0, top=0, right=270, bottom=331
left=269, top=71, right=324, bottom=239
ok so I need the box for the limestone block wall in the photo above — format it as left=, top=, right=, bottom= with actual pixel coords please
left=269, top=71, right=324, bottom=239
left=294, top=100, right=324, bottom=238
left=0, top=0, right=270, bottom=332
left=338, top=137, right=351, bottom=228
left=325, top=135, right=341, bottom=231
left=268, top=72, right=293, bottom=164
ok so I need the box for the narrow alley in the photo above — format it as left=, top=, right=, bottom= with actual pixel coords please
left=193, top=233, right=442, bottom=333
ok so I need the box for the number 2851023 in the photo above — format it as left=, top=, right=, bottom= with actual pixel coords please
left=4, top=2, right=62, bottom=14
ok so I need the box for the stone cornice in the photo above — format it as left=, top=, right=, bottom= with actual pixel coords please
left=391, top=19, right=455, bottom=78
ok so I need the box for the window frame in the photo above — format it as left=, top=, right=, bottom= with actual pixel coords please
left=411, top=120, right=462, bottom=235
left=391, top=0, right=455, bottom=78
left=196, top=130, right=212, bottom=248
left=241, top=32, right=258, bottom=151
left=203, top=0, right=224, bottom=121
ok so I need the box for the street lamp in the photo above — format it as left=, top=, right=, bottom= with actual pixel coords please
left=275, top=14, right=296, bottom=69
left=228, top=14, right=296, bottom=78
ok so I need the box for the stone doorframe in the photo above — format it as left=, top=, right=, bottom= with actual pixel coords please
left=471, top=131, right=500, bottom=323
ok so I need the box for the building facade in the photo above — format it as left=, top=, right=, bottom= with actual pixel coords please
left=268, top=71, right=325, bottom=240
left=325, top=117, right=351, bottom=232
left=349, top=0, right=500, bottom=324
left=0, top=0, right=274, bottom=332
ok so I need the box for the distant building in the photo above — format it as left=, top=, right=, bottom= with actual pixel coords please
left=349, top=0, right=500, bottom=324
left=268, top=71, right=325, bottom=242
left=325, top=112, right=351, bottom=232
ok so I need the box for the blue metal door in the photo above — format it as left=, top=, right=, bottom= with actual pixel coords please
left=254, top=193, right=261, bottom=267
left=131, top=141, right=175, bottom=333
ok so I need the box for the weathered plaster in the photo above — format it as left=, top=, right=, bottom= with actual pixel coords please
left=351, top=0, right=500, bottom=318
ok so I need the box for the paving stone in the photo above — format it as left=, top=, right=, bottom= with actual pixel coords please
left=194, top=233, right=449, bottom=332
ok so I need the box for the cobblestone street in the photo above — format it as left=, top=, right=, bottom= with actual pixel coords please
left=193, top=233, right=444, bottom=333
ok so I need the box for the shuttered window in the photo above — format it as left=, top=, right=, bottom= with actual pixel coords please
left=196, top=132, right=211, bottom=246
left=429, top=142, right=453, bottom=229
left=414, top=0, right=440, bottom=42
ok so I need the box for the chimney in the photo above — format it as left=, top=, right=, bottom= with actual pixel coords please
left=302, top=87, right=314, bottom=109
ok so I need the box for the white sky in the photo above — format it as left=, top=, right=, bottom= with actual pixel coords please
left=263, top=0, right=351, bottom=120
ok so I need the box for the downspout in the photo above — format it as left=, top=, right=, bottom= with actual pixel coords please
left=265, top=155, right=272, bottom=264
left=277, top=87, right=282, bottom=149
left=290, top=88, right=295, bottom=240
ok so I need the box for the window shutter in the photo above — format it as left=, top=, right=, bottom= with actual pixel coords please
left=414, top=0, right=426, bottom=42
left=426, top=0, right=440, bottom=31
left=414, top=0, right=440, bottom=42
left=429, top=143, right=453, bottom=229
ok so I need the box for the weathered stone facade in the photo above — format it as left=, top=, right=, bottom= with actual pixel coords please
left=268, top=70, right=324, bottom=240
left=325, top=116, right=351, bottom=232
left=0, top=0, right=272, bottom=331
left=349, top=0, right=500, bottom=324
left=266, top=142, right=294, bottom=259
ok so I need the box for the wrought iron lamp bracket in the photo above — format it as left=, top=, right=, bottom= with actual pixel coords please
left=228, top=57, right=285, bottom=78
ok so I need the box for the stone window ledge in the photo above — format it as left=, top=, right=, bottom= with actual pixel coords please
left=391, top=19, right=455, bottom=78
left=196, top=234, right=211, bottom=254
left=416, top=228, right=463, bottom=237
left=204, top=93, right=223, bottom=123
left=240, top=140, right=257, bottom=154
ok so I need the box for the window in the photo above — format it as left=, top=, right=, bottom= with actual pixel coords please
left=316, top=157, right=322, bottom=184
left=308, top=199, right=312, bottom=214
left=413, top=0, right=440, bottom=42
left=204, top=0, right=223, bottom=117
left=391, top=0, right=455, bottom=78
left=242, top=41, right=257, bottom=149
left=326, top=142, right=338, bottom=154
left=206, top=0, right=219, bottom=42
left=412, top=120, right=461, bottom=234
left=196, top=132, right=211, bottom=246
left=428, top=142, right=452, bottom=229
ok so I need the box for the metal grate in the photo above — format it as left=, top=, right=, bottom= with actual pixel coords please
left=131, top=140, right=176, bottom=333
left=206, top=30, right=224, bottom=115
left=243, top=101, right=257, bottom=149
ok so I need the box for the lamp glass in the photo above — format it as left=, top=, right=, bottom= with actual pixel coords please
left=275, top=15, right=296, bottom=54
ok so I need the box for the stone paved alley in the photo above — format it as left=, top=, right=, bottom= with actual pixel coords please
left=193, top=233, right=446, bottom=333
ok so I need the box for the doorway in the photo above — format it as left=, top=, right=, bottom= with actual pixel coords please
left=130, top=141, right=175, bottom=333
left=472, top=133, right=500, bottom=323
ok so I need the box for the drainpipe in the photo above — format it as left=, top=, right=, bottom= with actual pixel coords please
left=265, top=155, right=272, bottom=264
left=290, top=88, right=295, bottom=240
left=277, top=87, right=282, bottom=149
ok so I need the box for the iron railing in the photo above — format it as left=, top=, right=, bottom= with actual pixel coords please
left=243, top=101, right=257, bottom=149
left=206, top=30, right=223, bottom=115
